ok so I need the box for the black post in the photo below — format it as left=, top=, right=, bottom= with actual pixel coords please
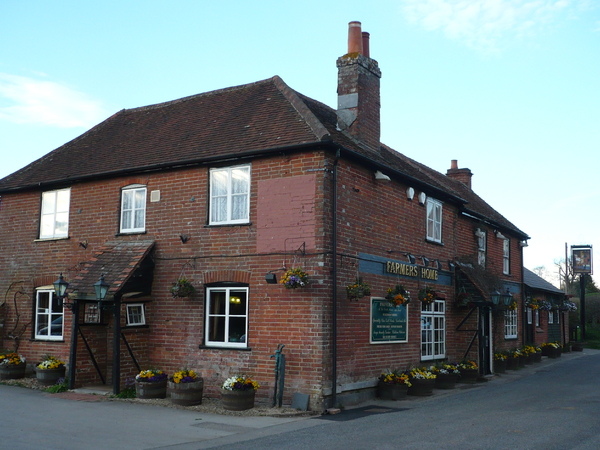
left=112, top=295, right=121, bottom=395
left=67, top=302, right=79, bottom=390
left=580, top=274, right=586, bottom=341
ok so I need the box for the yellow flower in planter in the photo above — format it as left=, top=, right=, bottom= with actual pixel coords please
left=280, top=268, right=309, bottom=289
left=37, top=355, right=65, bottom=370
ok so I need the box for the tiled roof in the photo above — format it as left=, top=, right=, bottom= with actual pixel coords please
left=67, top=240, right=155, bottom=300
left=523, top=267, right=565, bottom=295
left=0, top=76, right=527, bottom=238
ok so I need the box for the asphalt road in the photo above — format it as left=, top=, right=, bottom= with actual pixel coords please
left=2, top=350, right=600, bottom=449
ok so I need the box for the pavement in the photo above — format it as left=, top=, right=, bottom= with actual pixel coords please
left=3, top=348, right=594, bottom=449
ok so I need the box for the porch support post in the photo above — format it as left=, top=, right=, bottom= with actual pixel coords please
left=112, top=294, right=121, bottom=395
left=67, top=301, right=79, bottom=390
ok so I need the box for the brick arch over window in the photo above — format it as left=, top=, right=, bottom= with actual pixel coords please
left=33, top=274, right=58, bottom=288
left=202, top=270, right=251, bottom=285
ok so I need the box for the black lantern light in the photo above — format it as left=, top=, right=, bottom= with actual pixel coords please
left=53, top=273, right=70, bottom=308
left=502, top=289, right=513, bottom=306
left=490, top=290, right=501, bottom=305
left=94, top=274, right=110, bottom=306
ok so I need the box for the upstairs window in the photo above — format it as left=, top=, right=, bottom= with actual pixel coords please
left=209, top=165, right=250, bottom=225
left=476, top=229, right=486, bottom=267
left=503, top=238, right=510, bottom=274
left=426, top=198, right=442, bottom=243
left=120, top=185, right=146, bottom=233
left=40, top=188, right=70, bottom=239
left=35, top=289, right=64, bottom=340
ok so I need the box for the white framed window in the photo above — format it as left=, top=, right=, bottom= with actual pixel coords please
left=548, top=311, right=554, bottom=325
left=205, top=287, right=248, bottom=348
left=535, top=309, right=540, bottom=327
left=209, top=165, right=250, bottom=225
left=421, top=300, right=445, bottom=360
left=40, top=188, right=70, bottom=239
left=120, top=185, right=146, bottom=233
left=35, top=289, right=64, bottom=340
left=426, top=199, right=442, bottom=243
left=126, top=303, right=146, bottom=326
left=503, top=238, right=510, bottom=274
left=505, top=309, right=517, bottom=339
left=477, top=230, right=486, bottom=267
left=526, top=307, right=533, bottom=324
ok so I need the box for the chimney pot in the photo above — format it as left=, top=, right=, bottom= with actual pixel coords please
left=451, top=159, right=458, bottom=169
left=361, top=32, right=370, bottom=58
left=348, top=21, right=363, bottom=54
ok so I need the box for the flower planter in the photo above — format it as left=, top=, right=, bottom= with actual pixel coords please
left=533, top=352, right=542, bottom=363
left=506, top=357, right=518, bottom=370
left=36, top=366, right=66, bottom=386
left=458, top=369, right=479, bottom=384
left=135, top=380, right=167, bottom=399
left=0, top=363, right=26, bottom=380
left=377, top=381, right=408, bottom=400
left=518, top=355, right=526, bottom=367
left=525, top=354, right=534, bottom=365
left=168, top=379, right=204, bottom=406
left=407, top=378, right=435, bottom=396
left=572, top=344, right=584, bottom=352
left=494, top=360, right=507, bottom=374
left=435, top=373, right=458, bottom=389
left=221, top=389, right=256, bottom=411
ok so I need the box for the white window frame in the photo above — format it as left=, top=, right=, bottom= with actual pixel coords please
left=35, top=288, right=64, bottom=340
left=535, top=309, right=540, bottom=327
left=477, top=230, right=487, bottom=267
left=503, top=238, right=510, bottom=274
left=205, top=286, right=249, bottom=348
left=505, top=309, right=518, bottom=339
left=548, top=310, right=554, bottom=325
left=421, top=300, right=445, bottom=360
left=40, top=188, right=70, bottom=239
left=120, top=185, right=147, bottom=233
left=126, top=303, right=146, bottom=326
left=425, top=198, right=442, bottom=243
left=209, top=165, right=250, bottom=225
left=527, top=307, right=533, bottom=325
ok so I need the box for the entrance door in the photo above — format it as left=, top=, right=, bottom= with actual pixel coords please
left=478, top=307, right=492, bottom=375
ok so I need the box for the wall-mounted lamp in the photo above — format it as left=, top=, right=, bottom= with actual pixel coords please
left=53, top=273, right=72, bottom=309
left=405, top=253, right=416, bottom=264
left=490, top=290, right=501, bottom=305
left=406, top=187, right=415, bottom=201
left=95, top=274, right=111, bottom=310
left=265, top=273, right=278, bottom=284
left=374, top=170, right=391, bottom=182
left=418, top=192, right=426, bottom=205
left=420, top=256, right=430, bottom=267
left=434, top=260, right=442, bottom=270
left=494, top=230, right=507, bottom=239
left=448, top=260, right=455, bottom=270
left=520, top=240, right=528, bottom=247
left=501, top=289, right=513, bottom=306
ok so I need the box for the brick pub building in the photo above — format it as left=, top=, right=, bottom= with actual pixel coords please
left=0, top=22, right=552, bottom=410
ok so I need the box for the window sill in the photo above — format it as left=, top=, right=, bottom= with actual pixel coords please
left=536, top=327, right=544, bottom=333
left=198, top=345, right=252, bottom=351
left=123, top=325, right=149, bottom=331
left=424, top=238, right=444, bottom=246
left=34, top=236, right=70, bottom=242
left=504, top=337, right=518, bottom=340
left=204, top=222, right=252, bottom=228
left=31, top=338, right=65, bottom=342
left=115, top=231, right=147, bottom=237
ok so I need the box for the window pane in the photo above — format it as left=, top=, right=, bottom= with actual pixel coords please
left=228, top=317, right=246, bottom=342
left=211, top=291, right=226, bottom=315
left=56, top=189, right=70, bottom=212
left=229, top=290, right=247, bottom=315
left=212, top=171, right=228, bottom=195
left=231, top=168, right=249, bottom=194
left=50, top=314, right=63, bottom=336
left=134, top=189, right=145, bottom=208
left=211, top=197, right=227, bottom=223
left=38, top=291, right=50, bottom=310
left=37, top=315, right=49, bottom=335
left=122, top=210, right=131, bottom=230
left=54, top=212, right=69, bottom=236
left=231, top=194, right=248, bottom=221
left=134, top=209, right=145, bottom=229
left=41, top=192, right=56, bottom=214
left=209, top=316, right=225, bottom=342
left=122, top=190, right=132, bottom=210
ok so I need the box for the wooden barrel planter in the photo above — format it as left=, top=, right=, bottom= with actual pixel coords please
left=0, top=364, right=26, bottom=380
left=377, top=381, right=408, bottom=400
left=518, top=355, right=526, bottom=367
left=169, top=379, right=204, bottom=406
left=525, top=354, right=534, bottom=365
left=572, top=344, right=584, bottom=352
left=221, top=389, right=256, bottom=411
left=533, top=352, right=542, bottom=363
left=506, top=357, right=518, bottom=370
left=458, top=369, right=479, bottom=384
left=494, top=359, right=507, bottom=374
left=36, top=366, right=66, bottom=386
left=135, top=380, right=167, bottom=399
left=435, top=373, right=458, bottom=389
left=407, top=378, right=435, bottom=396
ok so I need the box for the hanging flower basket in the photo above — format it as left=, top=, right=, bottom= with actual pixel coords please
left=170, top=277, right=196, bottom=298
left=417, top=287, right=437, bottom=305
left=280, top=268, right=309, bottom=289
left=455, top=288, right=470, bottom=308
left=385, top=285, right=410, bottom=307
left=346, top=278, right=371, bottom=301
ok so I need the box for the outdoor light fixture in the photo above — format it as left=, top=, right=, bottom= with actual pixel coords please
left=374, top=170, right=391, bottom=182
left=420, top=256, right=430, bottom=267
left=406, top=187, right=415, bottom=201
left=405, top=253, right=416, bottom=264
left=95, top=274, right=110, bottom=310
left=434, top=260, right=442, bottom=270
left=418, top=192, right=426, bottom=205
left=490, top=290, right=501, bottom=305
left=53, top=273, right=71, bottom=308
left=448, top=260, right=455, bottom=270
left=265, top=273, right=277, bottom=284
left=502, top=289, right=513, bottom=306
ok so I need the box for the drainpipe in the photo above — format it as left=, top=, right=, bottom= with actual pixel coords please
left=331, top=149, right=340, bottom=408
left=113, top=294, right=122, bottom=395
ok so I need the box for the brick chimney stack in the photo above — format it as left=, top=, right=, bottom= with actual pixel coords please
left=336, top=21, right=382, bottom=152
left=446, top=159, right=473, bottom=189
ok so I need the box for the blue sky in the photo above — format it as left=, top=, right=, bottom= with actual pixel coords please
left=1, top=0, right=598, bottom=287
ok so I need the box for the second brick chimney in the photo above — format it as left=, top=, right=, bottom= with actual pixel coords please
left=336, top=21, right=382, bottom=152
left=446, top=160, right=473, bottom=189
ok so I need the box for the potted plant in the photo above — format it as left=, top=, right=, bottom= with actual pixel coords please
left=377, top=370, right=412, bottom=400
left=280, top=268, right=309, bottom=289
left=417, top=287, right=437, bottom=305
left=533, top=346, right=543, bottom=362
left=455, top=288, right=470, bottom=308
left=506, top=350, right=519, bottom=370
left=525, top=298, right=541, bottom=310
left=541, top=342, right=561, bottom=358
left=346, top=278, right=371, bottom=301
left=521, top=345, right=536, bottom=364
left=0, top=352, right=26, bottom=380
left=457, top=360, right=479, bottom=383
left=221, top=374, right=260, bottom=411
left=170, top=277, right=196, bottom=298
left=494, top=352, right=507, bottom=373
left=385, top=285, right=410, bottom=307
left=432, top=363, right=460, bottom=389
left=36, top=355, right=66, bottom=386
left=135, top=369, right=168, bottom=399
left=407, top=367, right=436, bottom=396
left=168, top=368, right=203, bottom=406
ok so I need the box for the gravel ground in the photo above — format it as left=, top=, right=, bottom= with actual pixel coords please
left=0, top=376, right=317, bottom=418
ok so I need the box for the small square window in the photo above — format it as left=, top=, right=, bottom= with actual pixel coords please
left=126, top=303, right=146, bottom=326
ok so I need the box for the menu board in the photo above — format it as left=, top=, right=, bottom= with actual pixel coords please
left=370, top=298, right=408, bottom=343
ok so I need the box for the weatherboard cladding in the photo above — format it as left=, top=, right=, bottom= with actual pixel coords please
left=0, top=75, right=526, bottom=238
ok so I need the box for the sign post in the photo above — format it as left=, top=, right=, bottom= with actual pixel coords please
left=571, top=245, right=593, bottom=340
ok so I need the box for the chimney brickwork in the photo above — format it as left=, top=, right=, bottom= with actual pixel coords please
left=446, top=159, right=473, bottom=189
left=337, top=22, right=382, bottom=152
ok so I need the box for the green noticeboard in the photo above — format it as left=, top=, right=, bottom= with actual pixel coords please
left=370, top=298, right=408, bottom=344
